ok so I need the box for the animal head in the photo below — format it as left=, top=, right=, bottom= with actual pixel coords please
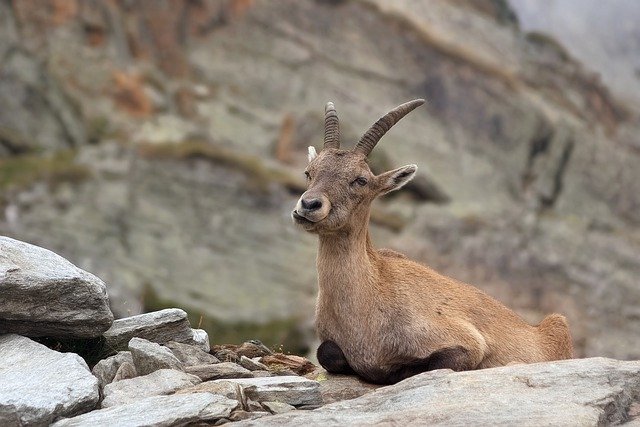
left=292, top=99, right=424, bottom=233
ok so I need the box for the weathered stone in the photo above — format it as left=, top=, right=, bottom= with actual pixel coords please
left=164, top=340, right=220, bottom=366
left=52, top=393, right=238, bottom=427
left=113, top=361, right=137, bottom=382
left=236, top=358, right=640, bottom=426
left=236, top=341, right=273, bottom=358
left=102, top=309, right=198, bottom=354
left=129, top=337, right=183, bottom=375
left=190, top=328, right=211, bottom=352
left=210, top=376, right=322, bottom=408
left=101, top=368, right=200, bottom=408
left=262, top=401, right=296, bottom=414
left=310, top=370, right=380, bottom=405
left=0, top=334, right=99, bottom=426
left=252, top=370, right=273, bottom=377
left=240, top=355, right=268, bottom=371
left=91, top=351, right=136, bottom=388
left=261, top=353, right=316, bottom=375
left=0, top=237, right=113, bottom=338
left=185, top=362, right=253, bottom=381
left=228, top=410, right=270, bottom=422
left=176, top=380, right=242, bottom=400
left=213, top=348, right=241, bottom=363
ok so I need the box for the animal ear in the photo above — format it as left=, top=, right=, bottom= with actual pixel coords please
left=377, top=164, right=417, bottom=195
left=308, top=146, right=318, bottom=162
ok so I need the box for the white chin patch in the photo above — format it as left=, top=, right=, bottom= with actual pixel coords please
left=308, top=146, right=318, bottom=162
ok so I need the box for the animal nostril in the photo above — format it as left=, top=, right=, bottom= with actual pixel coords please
left=301, top=198, right=322, bottom=211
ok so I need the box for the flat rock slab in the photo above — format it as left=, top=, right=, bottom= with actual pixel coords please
left=101, top=369, right=201, bottom=408
left=52, top=393, right=238, bottom=427
left=164, top=340, right=220, bottom=366
left=102, top=309, right=206, bottom=355
left=0, top=236, right=113, bottom=338
left=210, top=376, right=322, bottom=407
left=310, top=371, right=380, bottom=404
left=237, top=358, right=640, bottom=426
left=129, top=337, right=183, bottom=375
left=185, top=362, right=253, bottom=381
left=0, top=334, right=99, bottom=426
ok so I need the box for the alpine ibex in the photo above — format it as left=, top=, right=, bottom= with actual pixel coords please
left=292, top=99, right=573, bottom=385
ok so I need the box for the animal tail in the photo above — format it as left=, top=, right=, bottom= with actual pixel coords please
left=537, top=313, right=574, bottom=360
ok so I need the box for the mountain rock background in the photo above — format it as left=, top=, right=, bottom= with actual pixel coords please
left=1, top=0, right=639, bottom=358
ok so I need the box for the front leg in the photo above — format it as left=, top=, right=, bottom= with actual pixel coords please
left=317, top=340, right=356, bottom=375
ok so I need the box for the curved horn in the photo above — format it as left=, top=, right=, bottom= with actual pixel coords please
left=323, top=102, right=340, bottom=149
left=354, top=99, right=425, bottom=156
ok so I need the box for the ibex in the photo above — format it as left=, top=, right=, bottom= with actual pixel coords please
left=292, top=99, right=573, bottom=385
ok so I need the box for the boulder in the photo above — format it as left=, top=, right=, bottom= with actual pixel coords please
left=185, top=362, right=253, bottom=381
left=128, top=337, right=183, bottom=375
left=0, top=334, right=99, bottom=426
left=164, top=340, right=220, bottom=366
left=91, top=351, right=136, bottom=389
left=101, top=369, right=200, bottom=408
left=52, top=393, right=238, bottom=427
left=102, top=309, right=205, bottom=354
left=209, top=376, right=322, bottom=408
left=236, top=358, right=640, bottom=426
left=0, top=237, right=113, bottom=338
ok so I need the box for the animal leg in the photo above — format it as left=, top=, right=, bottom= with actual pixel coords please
left=317, top=340, right=356, bottom=375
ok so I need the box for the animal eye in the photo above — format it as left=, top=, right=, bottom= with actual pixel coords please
left=304, top=171, right=311, bottom=180
left=353, top=177, right=368, bottom=186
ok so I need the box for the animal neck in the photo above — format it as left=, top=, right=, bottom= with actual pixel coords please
left=316, top=213, right=379, bottom=294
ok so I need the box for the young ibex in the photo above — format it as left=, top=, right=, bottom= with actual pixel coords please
left=292, top=99, right=573, bottom=385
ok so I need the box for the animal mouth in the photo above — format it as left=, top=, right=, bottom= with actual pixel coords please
left=292, top=210, right=316, bottom=226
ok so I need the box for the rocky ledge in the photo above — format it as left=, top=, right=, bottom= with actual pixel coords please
left=1, top=237, right=639, bottom=426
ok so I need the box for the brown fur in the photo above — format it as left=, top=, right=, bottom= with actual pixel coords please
left=292, top=104, right=573, bottom=385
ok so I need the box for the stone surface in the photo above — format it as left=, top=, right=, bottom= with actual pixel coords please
left=310, top=371, right=380, bottom=405
left=185, top=362, right=253, bottom=381
left=164, top=340, right=220, bottom=367
left=190, top=328, right=211, bottom=352
left=0, top=334, right=99, bottom=426
left=261, top=354, right=316, bottom=375
left=102, top=309, right=197, bottom=354
left=52, top=393, right=238, bottom=427
left=210, top=376, right=322, bottom=408
left=101, top=369, right=200, bottom=408
left=129, top=337, right=183, bottom=375
left=0, top=237, right=113, bottom=338
left=262, top=401, right=296, bottom=414
left=240, top=355, right=268, bottom=371
left=237, top=358, right=640, bottom=426
left=176, top=380, right=241, bottom=400
left=91, top=351, right=136, bottom=389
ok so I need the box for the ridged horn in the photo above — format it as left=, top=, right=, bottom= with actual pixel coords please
left=354, top=99, right=425, bottom=156
left=323, top=101, right=340, bottom=149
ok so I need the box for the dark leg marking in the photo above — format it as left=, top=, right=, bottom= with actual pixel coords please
left=317, top=340, right=356, bottom=375
left=359, top=346, right=473, bottom=385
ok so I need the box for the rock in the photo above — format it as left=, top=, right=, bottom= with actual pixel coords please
left=236, top=358, right=640, bottom=426
left=252, top=370, right=273, bottom=377
left=101, top=369, right=200, bottom=408
left=262, top=401, right=296, bottom=414
left=102, top=309, right=201, bottom=354
left=260, top=353, right=316, bottom=375
left=0, top=334, right=99, bottom=426
left=0, top=237, right=113, bottom=338
left=176, top=380, right=241, bottom=400
left=185, top=362, right=254, bottom=381
left=128, top=337, right=183, bottom=375
left=309, top=370, right=380, bottom=405
left=236, top=341, right=273, bottom=358
left=213, top=348, right=241, bottom=363
left=113, top=361, right=137, bottom=383
left=52, top=393, right=238, bottom=427
left=210, top=376, right=322, bottom=408
left=91, top=351, right=136, bottom=388
left=240, top=355, right=268, bottom=371
left=228, top=410, right=270, bottom=423
left=190, top=328, right=211, bottom=352
left=164, top=340, right=220, bottom=366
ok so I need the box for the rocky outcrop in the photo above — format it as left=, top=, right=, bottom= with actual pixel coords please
left=0, top=334, right=99, bottom=426
left=0, top=237, right=113, bottom=338
left=239, top=358, right=640, bottom=426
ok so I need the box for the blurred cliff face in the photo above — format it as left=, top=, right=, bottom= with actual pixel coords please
left=1, top=0, right=639, bottom=358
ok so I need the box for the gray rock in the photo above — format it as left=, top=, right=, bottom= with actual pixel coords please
left=102, top=309, right=199, bottom=354
left=210, top=376, right=322, bottom=407
left=0, top=334, right=99, bottom=426
left=312, top=370, right=380, bottom=404
left=52, top=393, right=238, bottom=427
left=240, top=355, right=268, bottom=371
left=113, top=361, right=137, bottom=383
left=164, top=340, right=220, bottom=366
left=129, top=337, right=183, bottom=375
left=91, top=351, right=136, bottom=388
left=176, top=380, right=241, bottom=400
left=0, top=237, right=113, bottom=338
left=190, top=328, right=211, bottom=352
left=101, top=368, right=200, bottom=408
left=236, top=358, right=640, bottom=426
left=185, top=362, right=253, bottom=381
left=262, top=401, right=296, bottom=414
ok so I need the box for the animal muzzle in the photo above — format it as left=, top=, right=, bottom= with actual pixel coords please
left=293, top=192, right=330, bottom=223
